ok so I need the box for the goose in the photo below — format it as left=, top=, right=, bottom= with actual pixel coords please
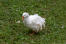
left=22, top=12, right=45, bottom=34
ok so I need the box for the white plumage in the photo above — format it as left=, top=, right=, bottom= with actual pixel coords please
left=22, top=12, right=45, bottom=32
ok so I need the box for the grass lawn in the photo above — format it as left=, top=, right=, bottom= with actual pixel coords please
left=0, top=0, right=66, bottom=44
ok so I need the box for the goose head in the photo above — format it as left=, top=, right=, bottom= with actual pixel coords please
left=22, top=12, right=29, bottom=20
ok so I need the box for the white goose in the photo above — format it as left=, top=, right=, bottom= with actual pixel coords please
left=22, top=12, right=45, bottom=33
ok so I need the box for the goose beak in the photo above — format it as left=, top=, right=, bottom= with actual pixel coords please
left=22, top=16, right=24, bottom=21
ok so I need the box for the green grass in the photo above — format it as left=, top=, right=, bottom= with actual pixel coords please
left=0, top=0, right=66, bottom=44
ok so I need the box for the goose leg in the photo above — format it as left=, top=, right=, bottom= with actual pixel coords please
left=29, top=31, right=35, bottom=36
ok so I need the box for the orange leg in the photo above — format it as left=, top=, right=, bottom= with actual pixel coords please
left=29, top=31, right=35, bottom=36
